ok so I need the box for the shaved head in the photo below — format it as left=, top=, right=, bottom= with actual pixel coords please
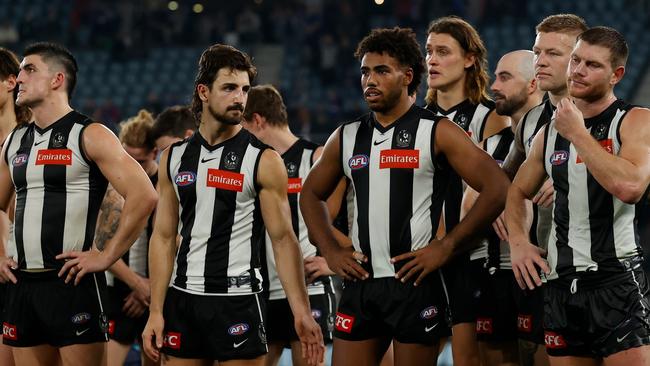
left=499, top=50, right=535, bottom=82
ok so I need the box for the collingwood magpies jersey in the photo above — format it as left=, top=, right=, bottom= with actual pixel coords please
left=427, top=99, right=494, bottom=232
left=107, top=172, right=158, bottom=288
left=263, top=138, right=332, bottom=300
left=340, top=105, right=449, bottom=278
left=543, top=99, right=640, bottom=279
left=4, top=111, right=108, bottom=270
left=168, top=129, right=267, bottom=295
left=470, top=127, right=514, bottom=270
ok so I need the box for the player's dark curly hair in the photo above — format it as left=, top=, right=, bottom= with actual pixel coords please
left=0, top=47, right=31, bottom=125
left=354, top=27, right=425, bottom=96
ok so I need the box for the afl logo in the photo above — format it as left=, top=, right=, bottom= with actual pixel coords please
left=550, top=151, right=569, bottom=166
left=228, top=323, right=250, bottom=336
left=348, top=154, right=369, bottom=170
left=420, top=306, right=438, bottom=319
left=174, top=171, right=196, bottom=186
left=12, top=154, right=28, bottom=167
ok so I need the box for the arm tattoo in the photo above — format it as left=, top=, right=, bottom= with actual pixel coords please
left=94, top=185, right=124, bottom=251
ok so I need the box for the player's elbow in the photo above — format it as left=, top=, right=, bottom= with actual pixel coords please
left=612, top=181, right=645, bottom=204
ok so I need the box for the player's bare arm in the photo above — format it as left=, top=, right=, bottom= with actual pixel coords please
left=258, top=148, right=325, bottom=366
left=0, top=135, right=17, bottom=283
left=141, top=148, right=178, bottom=362
left=556, top=101, right=650, bottom=204
left=504, top=128, right=550, bottom=290
left=300, top=128, right=368, bottom=281
left=56, top=123, right=157, bottom=283
left=502, top=114, right=528, bottom=180
left=392, top=119, right=509, bottom=285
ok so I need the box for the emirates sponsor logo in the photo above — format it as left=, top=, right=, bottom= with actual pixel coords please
left=287, top=177, right=302, bottom=193
left=36, top=149, right=72, bottom=165
left=379, top=149, right=419, bottom=169
left=207, top=169, right=244, bottom=192
left=577, top=139, right=612, bottom=163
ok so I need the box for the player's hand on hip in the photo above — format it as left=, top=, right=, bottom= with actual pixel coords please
left=0, top=256, right=17, bottom=284
left=56, top=249, right=112, bottom=285
left=322, top=245, right=368, bottom=281
left=533, top=178, right=555, bottom=208
left=123, top=291, right=147, bottom=318
left=142, top=312, right=164, bottom=362
left=509, top=239, right=549, bottom=290
left=295, top=313, right=325, bottom=366
left=304, top=256, right=335, bottom=284
left=391, top=241, right=450, bottom=286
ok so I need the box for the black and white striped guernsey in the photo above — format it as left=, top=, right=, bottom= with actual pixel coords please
left=470, top=127, right=514, bottom=270
left=263, top=138, right=332, bottom=300
left=340, top=105, right=449, bottom=278
left=543, top=99, right=640, bottom=279
left=426, top=100, right=494, bottom=232
left=4, top=111, right=108, bottom=270
left=167, top=129, right=267, bottom=295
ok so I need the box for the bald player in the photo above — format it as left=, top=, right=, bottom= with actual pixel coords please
left=463, top=50, right=543, bottom=366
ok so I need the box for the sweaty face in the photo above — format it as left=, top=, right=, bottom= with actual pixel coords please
left=425, top=32, right=473, bottom=91
left=360, top=52, right=408, bottom=113
left=203, top=68, right=250, bottom=125
left=533, top=32, right=576, bottom=93
left=567, top=41, right=620, bottom=102
left=16, top=55, right=57, bottom=108
left=491, top=55, right=530, bottom=117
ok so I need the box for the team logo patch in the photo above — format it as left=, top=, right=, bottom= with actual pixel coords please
left=228, top=323, right=250, bottom=336
left=457, top=114, right=469, bottom=130
left=286, top=161, right=298, bottom=176
left=420, top=306, right=438, bottom=319
left=518, top=314, right=532, bottom=333
left=396, top=130, right=412, bottom=147
left=577, top=139, right=612, bottom=163
left=544, top=331, right=567, bottom=349
left=174, top=171, right=196, bottom=186
left=71, top=312, right=91, bottom=325
left=36, top=149, right=72, bottom=165
left=348, top=154, right=369, bottom=170
left=52, top=132, right=66, bottom=148
left=549, top=150, right=569, bottom=166
left=476, top=318, right=493, bottom=334
left=224, top=151, right=239, bottom=170
left=311, top=309, right=322, bottom=320
left=163, top=331, right=181, bottom=349
left=2, top=323, right=16, bottom=341
left=327, top=313, right=335, bottom=333
left=207, top=169, right=244, bottom=192
left=12, top=154, right=28, bottom=167
left=593, top=123, right=608, bottom=140
left=379, top=149, right=419, bottom=169
left=288, top=177, right=302, bottom=193
left=335, top=312, right=355, bottom=333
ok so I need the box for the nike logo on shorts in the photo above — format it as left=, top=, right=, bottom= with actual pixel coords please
left=373, top=138, right=389, bottom=146
left=425, top=323, right=438, bottom=332
left=201, top=157, right=218, bottom=163
left=76, top=328, right=90, bottom=336
left=617, top=331, right=632, bottom=343
left=233, top=338, right=248, bottom=348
